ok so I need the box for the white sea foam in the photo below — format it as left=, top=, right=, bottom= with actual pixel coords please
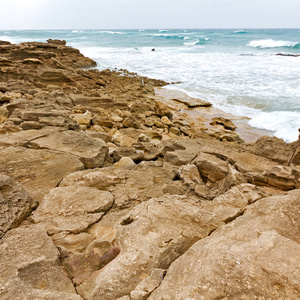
left=159, top=30, right=168, bottom=32
left=234, top=30, right=248, bottom=33
left=184, top=39, right=200, bottom=46
left=249, top=111, right=300, bottom=142
left=248, top=39, right=298, bottom=48
left=0, top=36, right=17, bottom=43
left=99, top=31, right=123, bottom=35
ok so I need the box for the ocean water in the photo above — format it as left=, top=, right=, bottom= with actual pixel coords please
left=1, top=29, right=300, bottom=142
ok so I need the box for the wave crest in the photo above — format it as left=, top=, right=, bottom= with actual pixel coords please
left=248, top=39, right=299, bottom=48
left=234, top=30, right=248, bottom=34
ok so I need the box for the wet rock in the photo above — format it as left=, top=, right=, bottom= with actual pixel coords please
left=171, top=96, right=212, bottom=108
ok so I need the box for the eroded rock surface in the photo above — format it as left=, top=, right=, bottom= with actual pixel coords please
left=0, top=225, right=82, bottom=300
left=0, top=174, right=37, bottom=238
left=1, top=39, right=300, bottom=300
left=149, top=190, right=300, bottom=300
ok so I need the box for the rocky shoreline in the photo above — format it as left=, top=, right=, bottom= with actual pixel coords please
left=0, top=39, right=300, bottom=300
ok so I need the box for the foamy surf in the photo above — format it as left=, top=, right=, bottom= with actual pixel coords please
left=1, top=28, right=299, bottom=142
left=249, top=111, right=300, bottom=143
left=248, top=39, right=299, bottom=48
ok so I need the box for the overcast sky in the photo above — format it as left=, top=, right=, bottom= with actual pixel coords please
left=0, top=0, right=299, bottom=30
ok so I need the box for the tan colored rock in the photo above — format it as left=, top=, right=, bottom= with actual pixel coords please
left=113, top=157, right=136, bottom=169
left=264, top=165, right=296, bottom=190
left=76, top=195, right=225, bottom=299
left=252, top=136, right=294, bottom=164
left=113, top=146, right=145, bottom=162
left=32, top=186, right=114, bottom=235
left=193, top=152, right=229, bottom=182
left=0, top=225, right=82, bottom=300
left=0, top=174, right=37, bottom=238
left=60, top=169, right=121, bottom=190
left=208, top=128, right=243, bottom=143
left=29, top=131, right=108, bottom=168
left=110, top=161, right=187, bottom=207
left=161, top=116, right=172, bottom=126
left=0, top=146, right=84, bottom=202
left=130, top=268, right=166, bottom=300
left=210, top=117, right=236, bottom=131
left=22, top=58, right=43, bottom=64
left=149, top=190, right=300, bottom=300
left=177, top=163, right=202, bottom=189
left=162, top=139, right=201, bottom=166
left=0, top=106, right=9, bottom=124
left=171, top=96, right=212, bottom=108
left=71, top=111, right=92, bottom=126
left=154, top=101, right=173, bottom=119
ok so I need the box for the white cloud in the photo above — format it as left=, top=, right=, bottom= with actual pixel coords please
left=0, top=0, right=299, bottom=29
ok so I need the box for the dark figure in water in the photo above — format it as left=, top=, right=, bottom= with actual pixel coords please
left=151, top=48, right=155, bottom=52
left=288, top=128, right=300, bottom=166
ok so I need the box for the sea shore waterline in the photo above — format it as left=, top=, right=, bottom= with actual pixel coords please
left=1, top=28, right=299, bottom=142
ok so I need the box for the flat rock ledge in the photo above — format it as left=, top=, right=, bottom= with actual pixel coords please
left=0, top=39, right=300, bottom=300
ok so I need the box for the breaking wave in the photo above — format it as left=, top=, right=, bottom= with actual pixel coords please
left=234, top=30, right=249, bottom=34
left=248, top=39, right=300, bottom=48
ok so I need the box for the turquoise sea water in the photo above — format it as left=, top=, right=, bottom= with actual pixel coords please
left=1, top=29, right=300, bottom=142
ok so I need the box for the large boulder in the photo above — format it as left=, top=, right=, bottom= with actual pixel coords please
left=76, top=195, right=223, bottom=299
left=149, top=189, right=300, bottom=300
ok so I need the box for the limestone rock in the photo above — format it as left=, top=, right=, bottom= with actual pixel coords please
left=154, top=101, right=173, bottom=119
left=76, top=195, right=225, bottom=299
left=171, top=97, right=212, bottom=108
left=110, top=161, right=187, bottom=207
left=208, top=128, right=243, bottom=143
left=32, top=186, right=114, bottom=235
left=130, top=268, right=166, bottom=300
left=210, top=117, right=236, bottom=131
left=0, top=174, right=37, bottom=238
left=0, top=106, right=9, bottom=124
left=162, top=139, right=201, bottom=166
left=193, top=152, right=229, bottom=182
left=149, top=190, right=300, bottom=300
left=264, top=165, right=296, bottom=190
left=29, top=131, right=108, bottom=168
left=252, top=136, right=294, bottom=164
left=60, top=169, right=122, bottom=190
left=0, top=146, right=84, bottom=202
left=0, top=225, right=82, bottom=300
left=113, top=147, right=145, bottom=162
